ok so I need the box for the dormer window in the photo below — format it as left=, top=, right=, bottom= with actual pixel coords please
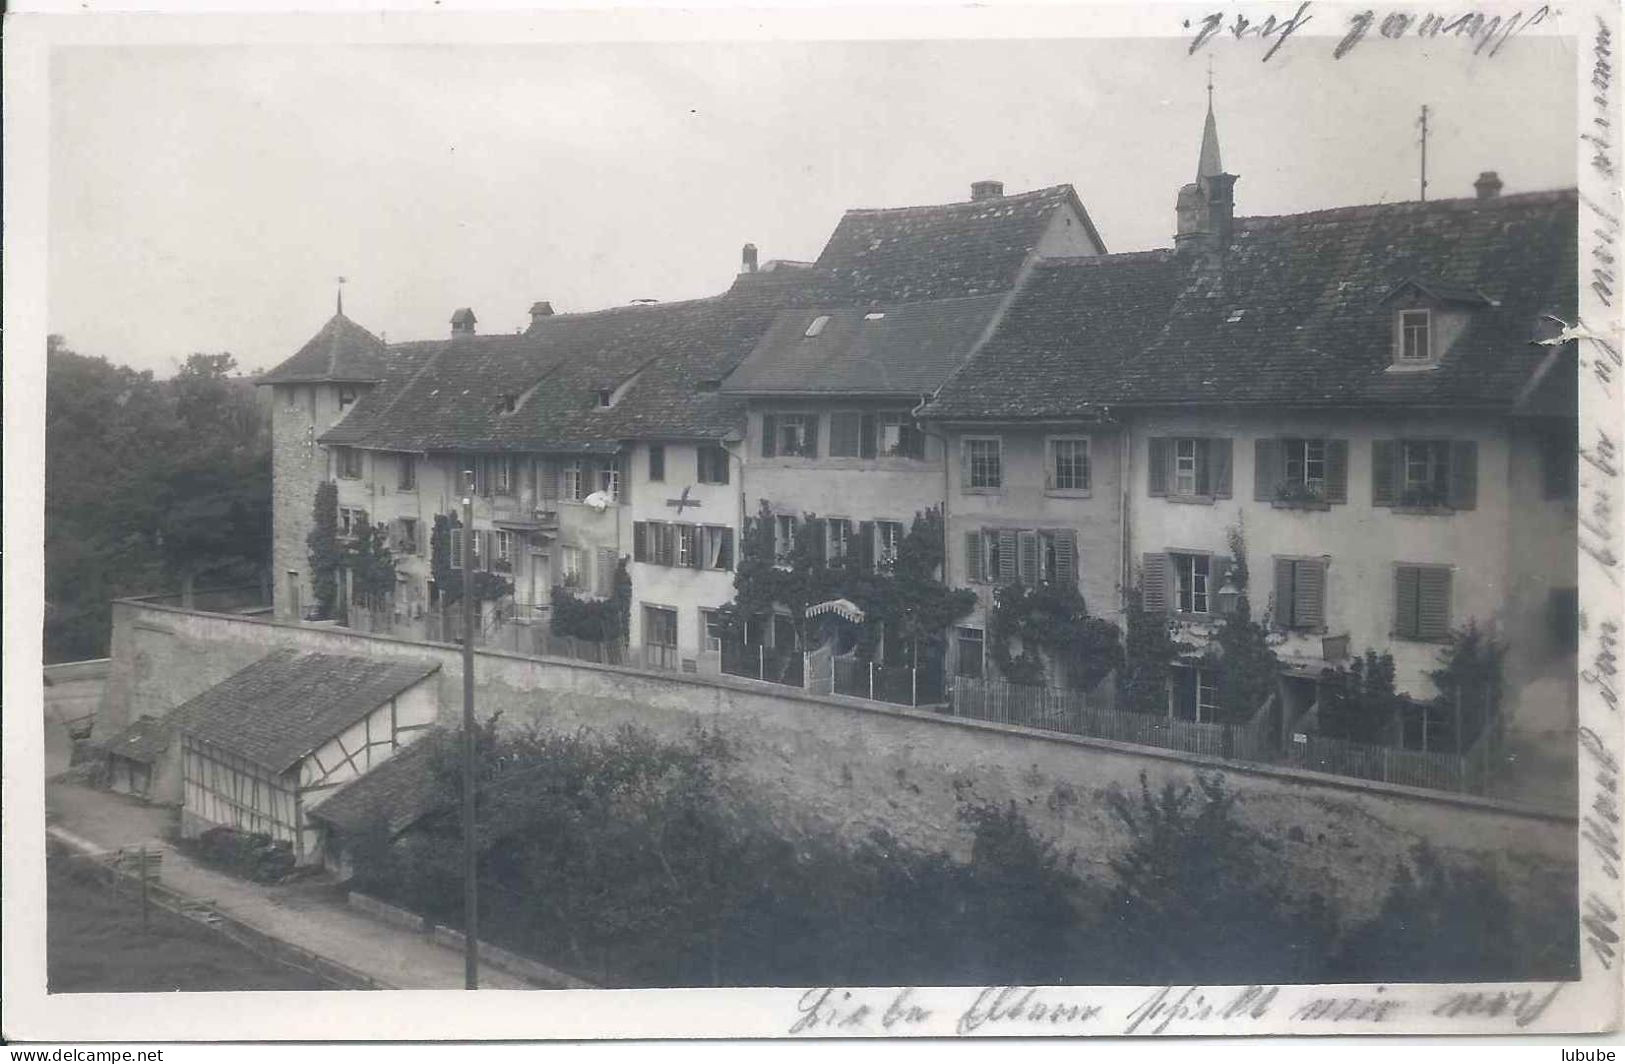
left=804, top=315, right=830, bottom=338
left=498, top=393, right=518, bottom=414
left=596, top=389, right=613, bottom=408
left=338, top=386, right=358, bottom=410
left=1399, top=309, right=1432, bottom=362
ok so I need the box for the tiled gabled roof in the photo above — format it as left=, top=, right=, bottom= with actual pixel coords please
left=923, top=190, right=1577, bottom=420
left=102, top=715, right=176, bottom=765
left=178, top=649, right=440, bottom=773
left=320, top=268, right=840, bottom=452
left=815, top=184, right=1103, bottom=303
left=722, top=292, right=1008, bottom=397
left=258, top=313, right=390, bottom=385
left=307, top=727, right=451, bottom=837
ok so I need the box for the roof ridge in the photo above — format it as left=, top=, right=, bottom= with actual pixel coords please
left=1035, top=249, right=1175, bottom=269
left=1236, top=188, right=1577, bottom=228
left=839, top=183, right=1075, bottom=217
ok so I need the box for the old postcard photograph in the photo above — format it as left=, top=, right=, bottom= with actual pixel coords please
left=3, top=0, right=1621, bottom=1044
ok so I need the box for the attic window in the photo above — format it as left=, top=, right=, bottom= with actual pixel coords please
left=1398, top=309, right=1432, bottom=362
left=1225, top=309, right=1245, bottom=324
left=804, top=315, right=831, bottom=338
left=338, top=386, right=358, bottom=410
left=863, top=312, right=886, bottom=321
left=597, top=389, right=613, bottom=408
left=498, top=393, right=518, bottom=414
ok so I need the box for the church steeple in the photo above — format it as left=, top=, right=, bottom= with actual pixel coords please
left=1196, top=65, right=1223, bottom=185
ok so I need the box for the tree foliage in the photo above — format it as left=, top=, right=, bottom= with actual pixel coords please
left=428, top=513, right=513, bottom=606
left=1318, top=650, right=1402, bottom=743
left=45, top=338, right=270, bottom=660
left=307, top=482, right=342, bottom=620
left=550, top=558, right=631, bottom=644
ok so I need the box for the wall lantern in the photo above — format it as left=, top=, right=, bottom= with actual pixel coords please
left=1215, top=577, right=1242, bottom=617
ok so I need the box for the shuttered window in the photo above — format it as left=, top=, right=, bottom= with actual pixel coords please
left=633, top=521, right=649, bottom=563
left=1150, top=437, right=1231, bottom=499
left=1274, top=557, right=1328, bottom=631
left=1017, top=530, right=1040, bottom=586
left=965, top=531, right=985, bottom=583
left=1375, top=439, right=1477, bottom=510
left=1141, top=552, right=1172, bottom=613
left=1044, top=529, right=1078, bottom=583
left=1172, top=552, right=1212, bottom=615
left=1395, top=564, right=1452, bottom=640
left=997, top=530, right=1018, bottom=584
left=676, top=523, right=697, bottom=568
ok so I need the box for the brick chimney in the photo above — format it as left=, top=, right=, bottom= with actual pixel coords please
left=1474, top=171, right=1504, bottom=200
left=971, top=180, right=1004, bottom=201
left=451, top=307, right=476, bottom=336
left=741, top=243, right=759, bottom=274
left=529, top=301, right=554, bottom=326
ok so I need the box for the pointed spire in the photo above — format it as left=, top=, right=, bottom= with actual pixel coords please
left=1197, top=60, right=1222, bottom=183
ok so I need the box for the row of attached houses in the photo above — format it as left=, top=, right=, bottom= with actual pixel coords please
left=256, top=105, right=1578, bottom=798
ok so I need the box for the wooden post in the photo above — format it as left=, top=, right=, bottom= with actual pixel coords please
left=1454, top=689, right=1463, bottom=756
left=139, top=846, right=150, bottom=932
left=911, top=667, right=917, bottom=707
left=460, top=472, right=480, bottom=991
left=868, top=661, right=875, bottom=701
left=757, top=644, right=764, bottom=680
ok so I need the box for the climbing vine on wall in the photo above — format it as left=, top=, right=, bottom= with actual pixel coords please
left=551, top=557, right=632, bottom=643
left=1194, top=522, right=1282, bottom=723
left=429, top=513, right=513, bottom=605
left=306, top=481, right=341, bottom=620
left=987, top=582, right=1123, bottom=690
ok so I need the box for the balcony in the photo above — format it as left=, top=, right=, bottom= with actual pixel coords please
left=490, top=494, right=559, bottom=532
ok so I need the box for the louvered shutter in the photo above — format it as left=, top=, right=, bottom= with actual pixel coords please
left=449, top=528, right=464, bottom=570
left=1294, top=560, right=1327, bottom=631
left=965, top=532, right=983, bottom=583
left=1395, top=566, right=1420, bottom=638
left=1054, top=530, right=1077, bottom=584
left=860, top=415, right=877, bottom=460
left=1372, top=440, right=1398, bottom=506
left=481, top=531, right=494, bottom=571
left=858, top=521, right=875, bottom=571
left=719, top=528, right=734, bottom=570
left=632, top=522, right=648, bottom=563
left=597, top=548, right=617, bottom=596
left=1209, top=438, right=1233, bottom=498
left=998, top=530, right=1018, bottom=584
left=538, top=458, right=557, bottom=501
left=1254, top=438, right=1279, bottom=501
left=1017, top=530, right=1039, bottom=586
left=804, top=416, right=819, bottom=457
left=1141, top=552, right=1170, bottom=613
left=1418, top=567, right=1451, bottom=640
left=1325, top=440, right=1349, bottom=504
left=1448, top=440, right=1478, bottom=510
left=1148, top=438, right=1170, bottom=496
left=689, top=524, right=705, bottom=569
left=663, top=524, right=677, bottom=567
left=1274, top=557, right=1296, bottom=625
left=761, top=414, right=778, bottom=458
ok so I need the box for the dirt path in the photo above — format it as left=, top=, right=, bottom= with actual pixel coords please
left=45, top=780, right=539, bottom=990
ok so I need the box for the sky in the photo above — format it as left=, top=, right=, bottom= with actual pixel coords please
left=47, top=28, right=1578, bottom=377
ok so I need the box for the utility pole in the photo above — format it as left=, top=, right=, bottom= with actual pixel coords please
left=460, top=468, right=479, bottom=990
left=1418, top=104, right=1430, bottom=202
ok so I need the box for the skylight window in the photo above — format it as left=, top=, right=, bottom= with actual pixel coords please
left=804, top=315, right=831, bottom=338
left=864, top=312, right=886, bottom=321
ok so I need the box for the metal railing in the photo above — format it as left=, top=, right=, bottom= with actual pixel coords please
left=830, top=656, right=942, bottom=707
left=719, top=641, right=804, bottom=687
left=949, top=677, right=1279, bottom=764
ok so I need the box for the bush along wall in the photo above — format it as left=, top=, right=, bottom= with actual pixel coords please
left=347, top=724, right=1578, bottom=989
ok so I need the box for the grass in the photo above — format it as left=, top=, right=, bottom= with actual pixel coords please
left=47, top=857, right=333, bottom=993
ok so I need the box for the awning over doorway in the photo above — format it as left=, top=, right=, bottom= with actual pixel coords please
left=805, top=598, right=866, bottom=624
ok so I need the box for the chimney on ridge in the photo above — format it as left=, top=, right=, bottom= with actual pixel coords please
left=1474, top=171, right=1504, bottom=200
left=741, top=243, right=759, bottom=274
left=529, top=301, right=555, bottom=326
left=971, top=180, right=1004, bottom=202
left=451, top=307, right=477, bottom=336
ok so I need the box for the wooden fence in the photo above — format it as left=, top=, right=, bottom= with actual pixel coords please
left=1284, top=697, right=1503, bottom=794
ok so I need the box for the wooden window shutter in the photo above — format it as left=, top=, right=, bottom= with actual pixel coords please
left=1017, top=530, right=1039, bottom=586
left=1141, top=552, right=1170, bottom=613
left=1274, top=557, right=1296, bottom=624
left=1054, top=529, right=1077, bottom=584
left=597, top=548, right=617, bottom=596
left=1372, top=440, right=1398, bottom=506
left=1395, top=566, right=1420, bottom=638
left=761, top=414, right=778, bottom=458
left=632, top=522, right=648, bottom=563
left=1325, top=440, right=1349, bottom=504
left=662, top=524, right=677, bottom=567
left=1209, top=438, right=1233, bottom=498
left=689, top=524, right=704, bottom=570
left=449, top=528, right=464, bottom=569
left=1254, top=438, right=1279, bottom=501
left=809, top=518, right=826, bottom=564
left=538, top=458, right=557, bottom=501
left=479, top=530, right=492, bottom=571
left=1448, top=440, right=1478, bottom=510
left=965, top=532, right=983, bottom=583
left=1418, top=567, right=1451, bottom=640
left=1044, top=440, right=1056, bottom=491
left=860, top=415, right=877, bottom=460
left=720, top=528, right=735, bottom=570
left=857, top=520, right=875, bottom=571
left=387, top=518, right=403, bottom=551
left=997, top=530, right=1018, bottom=584
left=1294, top=560, right=1327, bottom=631
left=1147, top=438, right=1170, bottom=496
left=804, top=416, right=819, bottom=457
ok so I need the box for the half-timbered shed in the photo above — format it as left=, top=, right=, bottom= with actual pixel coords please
left=176, top=648, right=441, bottom=864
